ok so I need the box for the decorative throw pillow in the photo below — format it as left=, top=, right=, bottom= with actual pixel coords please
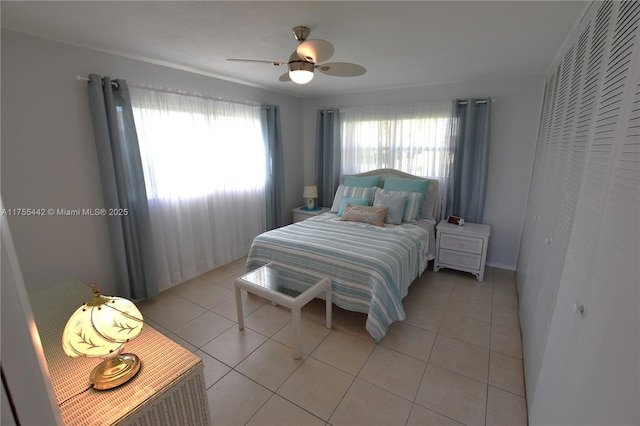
left=383, top=177, right=429, bottom=218
left=339, top=204, right=388, bottom=227
left=337, top=197, right=370, bottom=216
left=375, top=188, right=422, bottom=222
left=330, top=185, right=376, bottom=212
left=373, top=189, right=407, bottom=225
left=343, top=175, right=381, bottom=188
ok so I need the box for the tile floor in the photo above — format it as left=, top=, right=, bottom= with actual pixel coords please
left=137, top=258, right=528, bottom=426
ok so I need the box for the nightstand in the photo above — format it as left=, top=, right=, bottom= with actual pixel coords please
left=28, top=278, right=210, bottom=426
left=292, top=206, right=330, bottom=223
left=434, top=221, right=491, bottom=281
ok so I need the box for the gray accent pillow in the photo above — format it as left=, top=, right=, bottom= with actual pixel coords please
left=373, top=189, right=408, bottom=225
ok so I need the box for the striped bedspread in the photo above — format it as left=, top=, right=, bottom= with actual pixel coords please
left=245, top=212, right=432, bottom=342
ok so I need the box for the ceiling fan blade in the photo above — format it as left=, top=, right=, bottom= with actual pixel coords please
left=317, top=62, right=367, bottom=77
left=227, top=59, right=286, bottom=66
left=296, top=39, right=334, bottom=63
left=278, top=72, right=291, bottom=82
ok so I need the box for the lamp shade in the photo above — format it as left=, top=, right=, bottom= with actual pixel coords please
left=62, top=286, right=143, bottom=358
left=303, top=185, right=318, bottom=199
left=62, top=284, right=144, bottom=389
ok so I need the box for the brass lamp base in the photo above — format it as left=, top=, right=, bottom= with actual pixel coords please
left=90, top=353, right=141, bottom=390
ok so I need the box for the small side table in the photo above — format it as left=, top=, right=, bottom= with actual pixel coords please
left=434, top=221, right=491, bottom=281
left=235, top=262, right=332, bottom=359
left=292, top=206, right=330, bottom=223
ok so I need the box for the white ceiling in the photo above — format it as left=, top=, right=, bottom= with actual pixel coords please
left=1, top=1, right=587, bottom=98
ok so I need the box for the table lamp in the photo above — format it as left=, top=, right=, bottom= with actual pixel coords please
left=62, top=283, right=144, bottom=390
left=303, top=185, right=318, bottom=210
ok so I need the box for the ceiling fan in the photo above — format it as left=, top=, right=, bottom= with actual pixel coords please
left=227, top=26, right=366, bottom=85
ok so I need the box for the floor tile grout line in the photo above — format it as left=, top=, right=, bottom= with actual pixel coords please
left=243, top=390, right=326, bottom=426
left=323, top=373, right=357, bottom=424
left=198, top=324, right=272, bottom=370
left=433, top=329, right=492, bottom=352
left=406, top=402, right=463, bottom=426
left=485, top=298, right=494, bottom=426
left=272, top=350, right=357, bottom=424
left=160, top=281, right=234, bottom=316
left=487, top=383, right=527, bottom=400
left=230, top=318, right=332, bottom=392
left=219, top=367, right=277, bottom=426
left=358, top=337, right=426, bottom=402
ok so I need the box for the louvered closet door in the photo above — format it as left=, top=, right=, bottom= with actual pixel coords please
left=525, top=37, right=587, bottom=396
left=517, top=73, right=557, bottom=337
left=517, top=1, right=611, bottom=399
left=518, top=63, right=565, bottom=387
left=529, top=1, right=639, bottom=423
left=517, top=67, right=562, bottom=337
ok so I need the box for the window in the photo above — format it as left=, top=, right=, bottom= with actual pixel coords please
left=129, top=86, right=268, bottom=289
left=340, top=101, right=453, bottom=179
left=130, top=88, right=266, bottom=200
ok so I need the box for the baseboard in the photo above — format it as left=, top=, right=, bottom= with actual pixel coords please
left=486, top=261, right=516, bottom=271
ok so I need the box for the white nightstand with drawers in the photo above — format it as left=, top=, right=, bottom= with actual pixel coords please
left=434, top=220, right=491, bottom=281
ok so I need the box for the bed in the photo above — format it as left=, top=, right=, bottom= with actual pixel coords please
left=245, top=169, right=439, bottom=342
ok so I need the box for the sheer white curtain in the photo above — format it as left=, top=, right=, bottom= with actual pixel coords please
left=130, top=87, right=266, bottom=290
left=340, top=100, right=454, bottom=216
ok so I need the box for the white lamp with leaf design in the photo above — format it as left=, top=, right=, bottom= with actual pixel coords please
left=62, top=283, right=144, bottom=390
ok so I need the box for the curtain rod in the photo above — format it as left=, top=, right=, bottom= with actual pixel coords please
left=76, top=76, right=264, bottom=108
left=131, top=83, right=264, bottom=107
left=79, top=75, right=488, bottom=109
left=324, top=98, right=494, bottom=113
left=458, top=99, right=494, bottom=105
left=76, top=75, right=118, bottom=87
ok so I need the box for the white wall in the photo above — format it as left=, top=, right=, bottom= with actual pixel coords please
left=301, top=75, right=544, bottom=270
left=1, top=30, right=303, bottom=294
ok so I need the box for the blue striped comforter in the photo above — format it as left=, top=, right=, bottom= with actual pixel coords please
left=245, top=212, right=432, bottom=341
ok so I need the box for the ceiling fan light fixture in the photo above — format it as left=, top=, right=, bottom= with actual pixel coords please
left=228, top=25, right=365, bottom=85
left=289, top=70, right=314, bottom=84
left=288, top=60, right=314, bottom=84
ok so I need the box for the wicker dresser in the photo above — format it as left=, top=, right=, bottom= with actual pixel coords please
left=29, top=278, right=210, bottom=426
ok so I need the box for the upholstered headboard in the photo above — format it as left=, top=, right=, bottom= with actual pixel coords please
left=342, top=168, right=440, bottom=220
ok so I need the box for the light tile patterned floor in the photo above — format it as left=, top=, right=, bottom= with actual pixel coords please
left=138, top=258, right=528, bottom=426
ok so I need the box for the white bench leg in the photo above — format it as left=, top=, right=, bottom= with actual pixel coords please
left=325, top=286, right=332, bottom=329
left=235, top=286, right=244, bottom=330
left=292, top=307, right=302, bottom=359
